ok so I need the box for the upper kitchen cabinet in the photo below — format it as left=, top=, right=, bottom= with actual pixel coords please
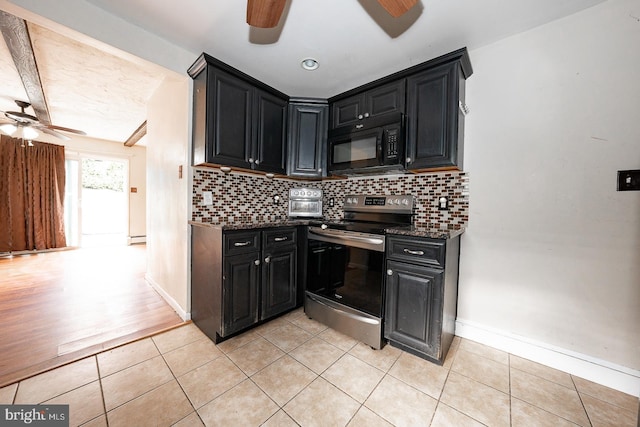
left=287, top=99, right=328, bottom=178
left=329, top=79, right=405, bottom=129
left=188, top=53, right=289, bottom=174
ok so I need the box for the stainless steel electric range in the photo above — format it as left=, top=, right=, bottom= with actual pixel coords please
left=304, top=194, right=414, bottom=349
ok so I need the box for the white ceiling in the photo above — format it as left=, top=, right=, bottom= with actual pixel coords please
left=1, top=0, right=606, bottom=143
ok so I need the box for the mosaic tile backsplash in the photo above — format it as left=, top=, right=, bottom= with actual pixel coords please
left=192, top=169, right=469, bottom=229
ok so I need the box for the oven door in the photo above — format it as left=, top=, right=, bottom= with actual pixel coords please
left=288, top=199, right=322, bottom=217
left=306, top=228, right=385, bottom=317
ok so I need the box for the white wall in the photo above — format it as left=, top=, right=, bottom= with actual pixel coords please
left=145, top=76, right=191, bottom=319
left=460, top=0, right=640, bottom=391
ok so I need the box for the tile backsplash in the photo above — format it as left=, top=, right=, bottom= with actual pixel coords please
left=192, top=169, right=468, bottom=229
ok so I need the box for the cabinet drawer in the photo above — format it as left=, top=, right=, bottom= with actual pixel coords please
left=224, top=231, right=260, bottom=256
left=386, top=235, right=445, bottom=268
left=263, top=227, right=297, bottom=250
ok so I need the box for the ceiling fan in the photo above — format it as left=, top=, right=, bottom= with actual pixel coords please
left=0, top=99, right=86, bottom=141
left=247, top=0, right=419, bottom=28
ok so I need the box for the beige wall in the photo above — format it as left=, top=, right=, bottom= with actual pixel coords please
left=460, top=0, right=640, bottom=393
left=145, top=76, right=191, bottom=318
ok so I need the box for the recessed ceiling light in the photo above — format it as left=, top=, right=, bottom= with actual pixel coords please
left=301, top=58, right=319, bottom=71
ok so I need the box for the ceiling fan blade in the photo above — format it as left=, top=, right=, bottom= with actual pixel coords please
left=377, top=0, right=419, bottom=17
left=41, top=124, right=86, bottom=135
left=246, top=0, right=287, bottom=28
left=37, top=126, right=71, bottom=141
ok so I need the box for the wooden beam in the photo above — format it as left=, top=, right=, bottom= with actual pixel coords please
left=0, top=11, right=51, bottom=125
left=124, top=120, right=147, bottom=147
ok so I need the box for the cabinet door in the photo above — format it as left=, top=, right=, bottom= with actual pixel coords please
left=406, top=62, right=460, bottom=170
left=254, top=89, right=287, bottom=174
left=261, top=246, right=297, bottom=319
left=330, top=94, right=365, bottom=128
left=208, top=68, right=253, bottom=169
left=364, top=80, right=405, bottom=119
left=222, top=252, right=260, bottom=336
left=287, top=103, right=328, bottom=178
left=384, top=260, right=444, bottom=360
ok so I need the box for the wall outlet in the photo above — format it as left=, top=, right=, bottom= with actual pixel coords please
left=438, top=196, right=449, bottom=210
left=202, top=191, right=213, bottom=206
left=329, top=197, right=335, bottom=207
left=617, top=170, right=640, bottom=191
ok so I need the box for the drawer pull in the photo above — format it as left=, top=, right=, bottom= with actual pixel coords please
left=234, top=241, right=251, bottom=247
left=274, top=236, right=288, bottom=242
left=403, top=248, right=424, bottom=256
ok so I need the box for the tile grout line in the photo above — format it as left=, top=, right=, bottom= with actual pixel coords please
left=94, top=355, right=109, bottom=427
left=570, top=374, right=594, bottom=427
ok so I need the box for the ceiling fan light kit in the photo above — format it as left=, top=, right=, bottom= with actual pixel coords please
left=1, top=99, right=86, bottom=141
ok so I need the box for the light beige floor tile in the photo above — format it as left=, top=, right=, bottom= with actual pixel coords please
left=281, top=307, right=305, bottom=321
left=458, top=339, right=509, bottom=365
left=289, top=337, right=345, bottom=374
left=430, top=402, right=485, bottom=427
left=262, top=410, right=299, bottom=427
left=80, top=415, right=107, bottom=427
left=349, top=342, right=402, bottom=372
left=44, top=380, right=104, bottom=427
left=254, top=316, right=290, bottom=337
left=106, top=380, right=193, bottom=427
left=262, top=322, right=313, bottom=352
left=442, top=336, right=461, bottom=369
left=318, top=327, right=359, bottom=351
left=451, top=348, right=510, bottom=393
left=365, top=375, right=438, bottom=427
left=440, top=371, right=510, bottom=427
left=226, top=336, right=284, bottom=376
left=163, top=337, right=223, bottom=377
left=388, top=351, right=449, bottom=399
left=101, top=355, right=173, bottom=411
left=347, top=406, right=394, bottom=427
left=0, top=382, right=17, bottom=404
left=172, top=411, right=204, bottom=427
left=510, top=368, right=589, bottom=426
left=177, top=355, right=246, bottom=409
left=581, top=393, right=638, bottom=427
left=510, top=355, right=574, bottom=388
left=291, top=315, right=329, bottom=335
left=284, top=377, right=360, bottom=427
left=216, top=329, right=260, bottom=354
left=573, top=375, right=639, bottom=413
left=251, top=354, right=317, bottom=406
left=15, top=357, right=99, bottom=404
left=511, top=397, right=580, bottom=427
left=322, top=354, right=385, bottom=403
left=97, top=338, right=159, bottom=377
left=197, top=379, right=279, bottom=427
left=151, top=323, right=207, bottom=354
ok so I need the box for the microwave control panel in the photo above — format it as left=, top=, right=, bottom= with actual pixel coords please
left=385, top=128, right=399, bottom=159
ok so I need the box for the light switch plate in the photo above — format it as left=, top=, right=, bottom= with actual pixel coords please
left=617, top=170, right=640, bottom=191
left=203, top=191, right=213, bottom=205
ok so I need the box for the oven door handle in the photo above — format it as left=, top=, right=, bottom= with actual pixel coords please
left=306, top=294, right=380, bottom=325
left=308, top=228, right=384, bottom=246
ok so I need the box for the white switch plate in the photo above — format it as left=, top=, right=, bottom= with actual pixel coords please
left=203, top=191, right=213, bottom=206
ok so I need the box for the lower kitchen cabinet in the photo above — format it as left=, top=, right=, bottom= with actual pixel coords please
left=191, top=224, right=298, bottom=343
left=384, top=234, right=460, bottom=364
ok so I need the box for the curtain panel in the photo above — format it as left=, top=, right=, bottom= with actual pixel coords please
left=0, top=135, right=66, bottom=252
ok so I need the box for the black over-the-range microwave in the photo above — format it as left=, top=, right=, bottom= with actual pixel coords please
left=327, top=112, right=405, bottom=175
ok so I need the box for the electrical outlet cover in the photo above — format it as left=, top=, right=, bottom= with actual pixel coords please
left=617, top=170, right=640, bottom=191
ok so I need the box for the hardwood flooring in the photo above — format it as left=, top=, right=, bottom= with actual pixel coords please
left=0, top=244, right=184, bottom=387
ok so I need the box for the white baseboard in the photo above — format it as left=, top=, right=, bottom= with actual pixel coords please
left=455, top=318, right=640, bottom=397
left=145, top=274, right=191, bottom=322
left=128, top=235, right=147, bottom=245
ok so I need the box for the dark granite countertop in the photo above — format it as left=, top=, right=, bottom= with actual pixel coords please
left=189, top=219, right=317, bottom=230
left=385, top=225, right=465, bottom=240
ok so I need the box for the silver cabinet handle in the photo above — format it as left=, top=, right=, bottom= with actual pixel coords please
left=234, top=241, right=251, bottom=247
left=254, top=259, right=260, bottom=265
left=406, top=157, right=412, bottom=163
left=357, top=114, right=363, bottom=120
left=274, top=236, right=288, bottom=242
left=387, top=269, right=393, bottom=276
left=255, top=160, right=260, bottom=165
left=364, top=112, right=370, bottom=118
left=264, top=256, right=271, bottom=264
left=249, top=158, right=254, bottom=163
left=403, top=248, right=425, bottom=256
left=355, top=124, right=364, bottom=129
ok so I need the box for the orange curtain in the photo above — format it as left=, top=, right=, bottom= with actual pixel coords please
left=0, top=135, right=66, bottom=252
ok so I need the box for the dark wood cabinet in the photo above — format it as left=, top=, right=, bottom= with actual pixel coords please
left=287, top=100, right=328, bottom=178
left=188, top=54, right=288, bottom=174
left=330, top=79, right=405, bottom=128
left=406, top=62, right=466, bottom=170
left=384, top=234, right=460, bottom=364
left=191, top=224, right=298, bottom=343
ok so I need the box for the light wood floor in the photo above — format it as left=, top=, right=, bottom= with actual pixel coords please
left=0, top=244, right=184, bottom=387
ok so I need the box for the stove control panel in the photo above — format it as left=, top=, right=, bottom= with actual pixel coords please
left=344, top=195, right=414, bottom=213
